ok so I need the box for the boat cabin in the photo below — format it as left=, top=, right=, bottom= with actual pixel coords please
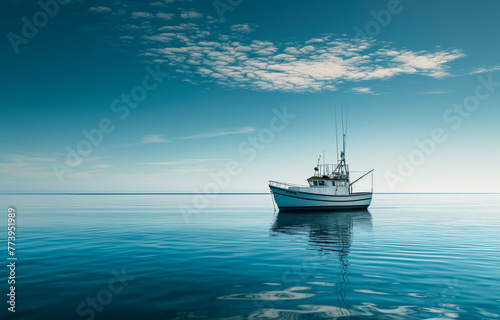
left=306, top=176, right=350, bottom=195
left=307, top=177, right=348, bottom=187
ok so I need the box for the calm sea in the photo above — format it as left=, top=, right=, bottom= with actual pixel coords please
left=0, top=194, right=499, bottom=319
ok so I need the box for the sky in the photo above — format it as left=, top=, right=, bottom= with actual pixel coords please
left=1, top=0, right=499, bottom=193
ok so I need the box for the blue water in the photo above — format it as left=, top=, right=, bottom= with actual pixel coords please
left=1, top=194, right=499, bottom=319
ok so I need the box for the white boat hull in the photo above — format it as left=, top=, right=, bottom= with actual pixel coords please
left=269, top=185, right=372, bottom=211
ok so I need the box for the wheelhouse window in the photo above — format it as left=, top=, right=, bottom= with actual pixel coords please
left=313, top=181, right=318, bottom=186
left=318, top=181, right=325, bottom=186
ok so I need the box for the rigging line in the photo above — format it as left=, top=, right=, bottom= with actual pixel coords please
left=341, top=104, right=345, bottom=166
left=341, top=104, right=345, bottom=138
left=335, top=105, right=339, bottom=162
left=342, top=105, right=346, bottom=163
left=345, top=105, right=349, bottom=136
left=344, top=105, right=348, bottom=160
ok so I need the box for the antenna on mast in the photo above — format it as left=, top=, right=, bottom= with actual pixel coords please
left=323, top=150, right=325, bottom=175
left=315, top=154, right=321, bottom=175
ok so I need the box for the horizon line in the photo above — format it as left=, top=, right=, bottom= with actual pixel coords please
left=1, top=192, right=499, bottom=195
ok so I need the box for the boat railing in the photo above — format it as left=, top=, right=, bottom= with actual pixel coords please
left=269, top=180, right=308, bottom=189
left=314, top=163, right=349, bottom=178
left=314, top=164, right=336, bottom=176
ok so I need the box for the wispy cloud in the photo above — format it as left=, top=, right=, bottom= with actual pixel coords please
left=141, top=134, right=170, bottom=143
left=230, top=24, right=255, bottom=33
left=141, top=31, right=466, bottom=92
left=419, top=90, right=449, bottom=95
left=0, top=153, right=105, bottom=180
left=132, top=11, right=156, bottom=19
left=467, top=66, right=500, bottom=75
left=88, top=6, right=112, bottom=13
left=150, top=1, right=168, bottom=7
left=180, top=127, right=256, bottom=139
left=65, top=169, right=108, bottom=180
left=86, top=2, right=479, bottom=93
left=145, top=159, right=225, bottom=165
left=156, top=12, right=175, bottom=20
left=351, top=87, right=375, bottom=94
left=180, top=10, right=202, bottom=19
left=0, top=153, right=56, bottom=178
left=92, top=164, right=114, bottom=169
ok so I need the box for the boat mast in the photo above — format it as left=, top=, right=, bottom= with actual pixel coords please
left=341, top=105, right=344, bottom=165
left=340, top=105, right=348, bottom=177
left=344, top=105, right=348, bottom=165
left=335, top=106, right=339, bottom=163
left=331, top=105, right=349, bottom=179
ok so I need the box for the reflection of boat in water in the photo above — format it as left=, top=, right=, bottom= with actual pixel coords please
left=271, top=209, right=372, bottom=312
left=271, top=209, right=372, bottom=251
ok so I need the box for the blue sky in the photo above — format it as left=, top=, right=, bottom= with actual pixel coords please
left=1, top=0, right=499, bottom=193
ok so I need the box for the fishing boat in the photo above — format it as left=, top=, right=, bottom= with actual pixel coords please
left=269, top=112, right=373, bottom=211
